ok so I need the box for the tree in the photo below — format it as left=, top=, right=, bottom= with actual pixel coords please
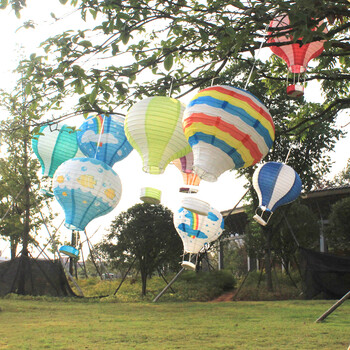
left=333, top=159, right=350, bottom=185
left=326, top=197, right=350, bottom=252
left=1, top=0, right=349, bottom=290
left=0, top=74, right=53, bottom=259
left=0, top=1, right=347, bottom=130
left=98, top=203, right=183, bottom=295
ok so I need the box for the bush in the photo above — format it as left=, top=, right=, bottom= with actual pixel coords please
left=172, top=270, right=236, bottom=301
left=75, top=270, right=236, bottom=302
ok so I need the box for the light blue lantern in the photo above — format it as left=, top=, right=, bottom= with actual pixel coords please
left=53, top=158, right=122, bottom=231
left=252, top=161, right=302, bottom=226
left=77, top=114, right=133, bottom=167
left=59, top=245, right=79, bottom=258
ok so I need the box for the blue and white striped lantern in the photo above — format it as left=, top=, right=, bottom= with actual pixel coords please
left=252, top=162, right=302, bottom=226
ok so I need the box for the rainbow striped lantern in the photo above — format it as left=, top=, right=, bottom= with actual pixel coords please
left=31, top=123, right=81, bottom=178
left=76, top=114, right=133, bottom=167
left=125, top=96, right=191, bottom=203
left=183, top=85, right=275, bottom=182
left=173, top=206, right=224, bottom=270
left=172, top=152, right=201, bottom=194
left=53, top=158, right=122, bottom=231
left=252, top=162, right=302, bottom=226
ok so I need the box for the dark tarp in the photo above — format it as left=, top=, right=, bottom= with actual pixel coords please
left=0, top=255, right=77, bottom=297
left=299, top=248, right=350, bottom=299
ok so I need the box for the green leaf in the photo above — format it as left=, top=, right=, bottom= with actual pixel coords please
left=78, top=40, right=92, bottom=48
left=163, top=54, right=173, bottom=71
left=59, top=0, right=68, bottom=4
left=24, top=83, right=32, bottom=95
left=121, top=32, right=130, bottom=45
left=89, top=87, right=98, bottom=104
left=0, top=0, right=9, bottom=9
left=89, top=9, right=97, bottom=20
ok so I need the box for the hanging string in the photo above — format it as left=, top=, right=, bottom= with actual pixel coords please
left=244, top=21, right=271, bottom=90
left=168, top=76, right=175, bottom=97
left=94, top=114, right=106, bottom=159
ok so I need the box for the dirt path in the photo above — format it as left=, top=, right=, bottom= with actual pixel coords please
left=210, top=291, right=235, bottom=302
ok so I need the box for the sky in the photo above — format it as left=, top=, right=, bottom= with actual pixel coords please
left=0, top=0, right=349, bottom=258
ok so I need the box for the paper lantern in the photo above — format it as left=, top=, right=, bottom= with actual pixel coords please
left=53, top=157, right=122, bottom=231
left=180, top=197, right=210, bottom=216
left=140, top=187, right=161, bottom=205
left=173, top=152, right=201, bottom=193
left=183, top=85, right=275, bottom=182
left=174, top=206, right=224, bottom=270
left=124, top=96, right=191, bottom=175
left=268, top=14, right=327, bottom=97
left=252, top=162, right=302, bottom=226
left=286, top=84, right=304, bottom=98
left=31, top=124, right=80, bottom=178
left=59, top=245, right=79, bottom=258
left=77, top=114, right=133, bottom=167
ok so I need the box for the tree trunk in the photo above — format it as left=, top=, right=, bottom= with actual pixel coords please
left=264, top=226, right=273, bottom=292
left=10, top=238, right=18, bottom=260
left=140, top=259, right=147, bottom=296
left=18, top=114, right=31, bottom=295
left=21, top=125, right=31, bottom=257
left=69, top=230, right=76, bottom=276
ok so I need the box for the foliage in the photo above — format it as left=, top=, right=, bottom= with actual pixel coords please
left=174, top=270, right=236, bottom=301
left=77, top=270, right=235, bottom=301
left=0, top=84, right=52, bottom=257
left=233, top=270, right=303, bottom=301
left=333, top=158, right=350, bottom=185
left=326, top=196, right=350, bottom=252
left=1, top=0, right=347, bottom=129
left=97, top=203, right=183, bottom=295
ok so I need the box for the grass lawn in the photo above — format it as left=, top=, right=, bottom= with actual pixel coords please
left=0, top=298, right=349, bottom=349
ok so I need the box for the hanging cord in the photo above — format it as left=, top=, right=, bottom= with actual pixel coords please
left=223, top=187, right=251, bottom=222
left=244, top=21, right=271, bottom=90
left=94, top=114, right=106, bottom=159
left=0, top=187, right=24, bottom=223
left=284, top=146, right=293, bottom=164
left=168, top=76, right=175, bottom=97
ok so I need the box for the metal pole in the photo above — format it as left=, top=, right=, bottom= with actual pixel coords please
left=315, top=291, right=350, bottom=323
left=153, top=267, right=185, bottom=302
left=113, top=257, right=137, bottom=295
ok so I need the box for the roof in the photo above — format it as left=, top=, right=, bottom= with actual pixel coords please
left=221, top=185, right=350, bottom=234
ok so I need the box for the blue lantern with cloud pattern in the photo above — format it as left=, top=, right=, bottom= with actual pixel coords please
left=77, top=114, right=133, bottom=167
left=53, top=157, right=122, bottom=231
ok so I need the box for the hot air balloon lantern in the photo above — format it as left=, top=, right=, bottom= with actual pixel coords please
left=173, top=206, right=224, bottom=270
left=252, top=162, right=302, bottom=226
left=183, top=85, right=275, bottom=182
left=268, top=14, right=327, bottom=98
left=172, top=152, right=201, bottom=193
left=31, top=123, right=81, bottom=178
left=53, top=158, right=122, bottom=231
left=77, top=114, right=133, bottom=167
left=59, top=245, right=79, bottom=259
left=32, top=123, right=84, bottom=197
left=125, top=96, right=191, bottom=203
